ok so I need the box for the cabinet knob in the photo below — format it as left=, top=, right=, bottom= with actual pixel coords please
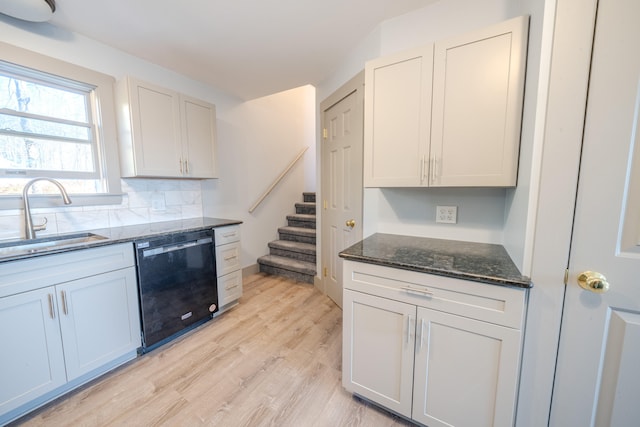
left=577, top=271, right=609, bottom=293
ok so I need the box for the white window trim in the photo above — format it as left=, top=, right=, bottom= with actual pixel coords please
left=0, top=41, right=123, bottom=209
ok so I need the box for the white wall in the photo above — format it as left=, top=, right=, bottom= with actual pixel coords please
left=319, top=0, right=541, bottom=254
left=0, top=15, right=317, bottom=270
left=202, top=85, right=316, bottom=268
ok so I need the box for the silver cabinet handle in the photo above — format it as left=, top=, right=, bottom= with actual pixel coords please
left=48, top=294, right=55, bottom=319
left=61, top=290, right=68, bottom=315
left=179, top=158, right=184, bottom=174
left=406, top=315, right=411, bottom=344
left=223, top=254, right=237, bottom=261
left=400, top=286, right=433, bottom=297
left=185, top=159, right=189, bottom=174
left=419, top=318, right=426, bottom=350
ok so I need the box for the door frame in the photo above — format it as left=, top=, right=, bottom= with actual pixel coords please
left=516, top=0, right=599, bottom=425
left=317, top=71, right=365, bottom=297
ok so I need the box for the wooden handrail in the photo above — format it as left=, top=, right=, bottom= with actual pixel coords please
left=248, top=147, right=309, bottom=213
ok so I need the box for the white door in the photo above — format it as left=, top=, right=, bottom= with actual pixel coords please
left=550, top=0, right=640, bottom=425
left=321, top=73, right=364, bottom=307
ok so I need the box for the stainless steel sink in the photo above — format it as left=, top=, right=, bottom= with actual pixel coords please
left=0, top=232, right=108, bottom=257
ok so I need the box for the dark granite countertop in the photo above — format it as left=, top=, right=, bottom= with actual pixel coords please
left=339, top=233, right=532, bottom=288
left=0, top=217, right=242, bottom=263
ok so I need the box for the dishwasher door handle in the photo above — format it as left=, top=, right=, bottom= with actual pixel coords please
left=142, top=237, right=213, bottom=258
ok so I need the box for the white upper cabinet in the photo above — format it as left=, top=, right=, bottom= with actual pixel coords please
left=117, top=77, right=218, bottom=178
left=430, top=16, right=529, bottom=187
left=364, top=16, right=529, bottom=188
left=364, top=46, right=433, bottom=187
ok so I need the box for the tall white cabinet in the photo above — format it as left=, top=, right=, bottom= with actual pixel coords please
left=364, top=16, right=529, bottom=188
left=116, top=76, right=218, bottom=178
left=342, top=261, right=527, bottom=426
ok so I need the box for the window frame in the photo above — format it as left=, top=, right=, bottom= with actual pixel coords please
left=0, top=41, right=123, bottom=209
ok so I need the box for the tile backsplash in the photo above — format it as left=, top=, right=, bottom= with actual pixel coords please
left=0, top=179, right=204, bottom=241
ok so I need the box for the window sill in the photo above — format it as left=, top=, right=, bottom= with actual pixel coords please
left=0, top=193, right=124, bottom=211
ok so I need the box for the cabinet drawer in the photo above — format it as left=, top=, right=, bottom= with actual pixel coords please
left=344, top=261, right=526, bottom=329
left=217, top=270, right=242, bottom=307
left=215, top=225, right=240, bottom=246
left=0, top=243, right=135, bottom=298
left=215, top=241, right=241, bottom=277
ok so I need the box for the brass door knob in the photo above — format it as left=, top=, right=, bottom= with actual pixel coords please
left=577, top=271, right=610, bottom=293
left=346, top=219, right=356, bottom=228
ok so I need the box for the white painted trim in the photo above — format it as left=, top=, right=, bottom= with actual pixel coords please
left=516, top=0, right=598, bottom=425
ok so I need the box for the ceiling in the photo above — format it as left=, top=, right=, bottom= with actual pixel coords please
left=43, top=0, right=439, bottom=100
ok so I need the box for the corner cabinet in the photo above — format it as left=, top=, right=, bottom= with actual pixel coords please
left=364, top=16, right=529, bottom=188
left=0, top=244, right=141, bottom=425
left=342, top=261, right=527, bottom=427
left=116, top=76, right=219, bottom=178
left=214, top=225, right=242, bottom=313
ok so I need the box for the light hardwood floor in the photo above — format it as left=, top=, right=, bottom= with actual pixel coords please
left=13, top=273, right=415, bottom=427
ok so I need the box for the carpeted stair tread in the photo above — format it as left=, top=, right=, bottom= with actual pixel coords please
left=257, top=255, right=316, bottom=276
left=278, top=226, right=316, bottom=237
left=268, top=240, right=316, bottom=254
left=287, top=213, right=316, bottom=221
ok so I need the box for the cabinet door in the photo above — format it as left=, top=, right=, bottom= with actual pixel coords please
left=181, top=95, right=218, bottom=178
left=57, top=267, right=141, bottom=381
left=412, top=307, right=522, bottom=427
left=364, top=45, right=433, bottom=187
left=0, top=288, right=66, bottom=415
left=128, top=78, right=183, bottom=177
left=430, top=16, right=528, bottom=187
left=342, top=289, right=416, bottom=417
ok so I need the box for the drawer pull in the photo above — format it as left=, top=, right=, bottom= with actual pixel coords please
left=401, top=286, right=433, bottom=298
left=223, top=254, right=237, bottom=261
left=222, top=232, right=236, bottom=238
left=225, top=282, right=239, bottom=290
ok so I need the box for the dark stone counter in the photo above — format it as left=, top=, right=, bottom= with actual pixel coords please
left=0, top=217, right=241, bottom=263
left=339, top=233, right=531, bottom=288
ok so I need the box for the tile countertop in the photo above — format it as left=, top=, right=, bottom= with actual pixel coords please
left=339, top=233, right=532, bottom=289
left=0, top=217, right=242, bottom=263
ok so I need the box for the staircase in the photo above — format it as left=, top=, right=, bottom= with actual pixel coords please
left=257, top=192, right=316, bottom=284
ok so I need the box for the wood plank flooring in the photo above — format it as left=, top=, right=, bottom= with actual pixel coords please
left=13, top=273, right=415, bottom=427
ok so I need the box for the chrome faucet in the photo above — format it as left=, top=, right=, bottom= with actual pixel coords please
left=22, top=178, right=72, bottom=239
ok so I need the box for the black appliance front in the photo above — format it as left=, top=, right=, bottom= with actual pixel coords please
left=134, top=229, right=218, bottom=352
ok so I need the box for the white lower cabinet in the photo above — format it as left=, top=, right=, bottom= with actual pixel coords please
left=0, top=244, right=141, bottom=424
left=343, top=261, right=526, bottom=427
left=214, top=225, right=242, bottom=313
left=0, top=288, right=66, bottom=415
left=57, top=268, right=140, bottom=381
left=343, top=290, right=416, bottom=417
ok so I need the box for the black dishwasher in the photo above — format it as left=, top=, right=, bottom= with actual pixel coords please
left=134, top=229, right=218, bottom=352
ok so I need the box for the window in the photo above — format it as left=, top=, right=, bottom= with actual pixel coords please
left=0, top=42, right=122, bottom=207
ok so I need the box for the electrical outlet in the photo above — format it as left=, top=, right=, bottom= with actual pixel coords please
left=436, top=206, right=457, bottom=224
